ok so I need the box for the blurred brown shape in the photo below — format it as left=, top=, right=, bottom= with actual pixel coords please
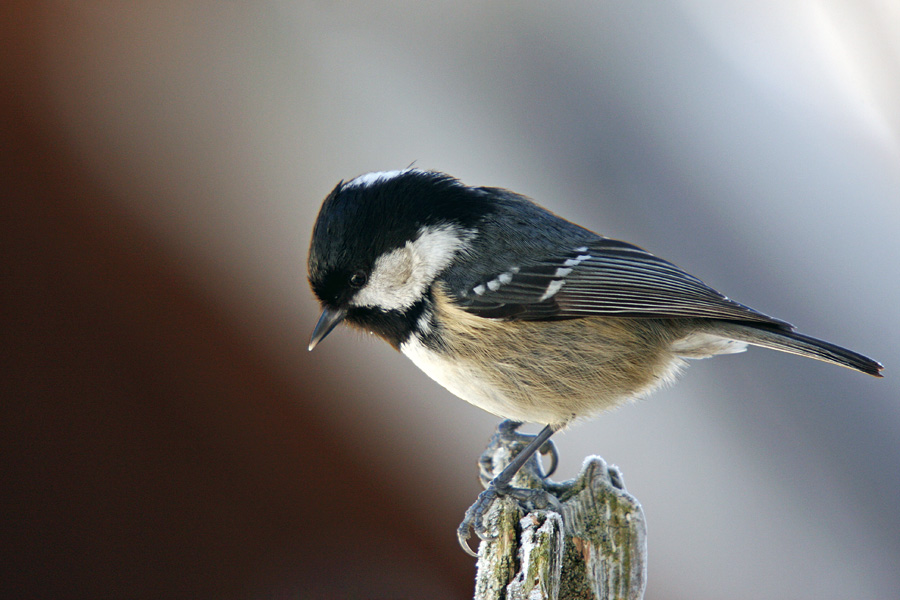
left=0, top=4, right=471, bottom=598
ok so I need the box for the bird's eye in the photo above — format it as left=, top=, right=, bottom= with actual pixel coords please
left=349, top=270, right=367, bottom=288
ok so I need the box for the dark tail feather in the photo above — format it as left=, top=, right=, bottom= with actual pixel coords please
left=710, top=322, right=883, bottom=377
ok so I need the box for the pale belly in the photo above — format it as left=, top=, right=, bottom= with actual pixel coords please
left=401, top=330, right=686, bottom=427
left=403, top=290, right=744, bottom=427
left=401, top=336, right=572, bottom=424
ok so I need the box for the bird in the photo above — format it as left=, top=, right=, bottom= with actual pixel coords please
left=306, top=168, right=883, bottom=555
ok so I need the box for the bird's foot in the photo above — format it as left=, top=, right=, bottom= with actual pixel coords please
left=460, top=420, right=564, bottom=556
left=457, top=479, right=563, bottom=556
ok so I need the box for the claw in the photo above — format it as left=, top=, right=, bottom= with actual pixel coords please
left=457, top=520, right=479, bottom=557
left=457, top=487, right=500, bottom=556
left=458, top=536, right=478, bottom=556
left=539, top=438, right=559, bottom=478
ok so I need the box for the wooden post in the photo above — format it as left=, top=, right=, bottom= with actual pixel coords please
left=472, top=429, right=647, bottom=600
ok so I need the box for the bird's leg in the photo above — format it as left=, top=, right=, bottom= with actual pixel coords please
left=458, top=421, right=563, bottom=556
left=478, top=420, right=559, bottom=487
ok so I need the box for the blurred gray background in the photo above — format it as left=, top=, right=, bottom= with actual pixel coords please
left=4, top=2, right=899, bottom=599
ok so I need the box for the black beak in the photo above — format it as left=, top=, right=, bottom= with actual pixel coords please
left=308, top=306, right=347, bottom=351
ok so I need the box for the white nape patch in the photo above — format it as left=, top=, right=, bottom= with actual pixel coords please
left=351, top=224, right=472, bottom=311
left=344, top=169, right=411, bottom=189
left=539, top=279, right=566, bottom=301
left=671, top=333, right=748, bottom=359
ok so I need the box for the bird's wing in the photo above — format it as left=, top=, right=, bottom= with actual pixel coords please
left=453, top=237, right=792, bottom=328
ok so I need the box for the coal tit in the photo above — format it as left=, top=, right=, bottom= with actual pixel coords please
left=307, top=168, right=883, bottom=553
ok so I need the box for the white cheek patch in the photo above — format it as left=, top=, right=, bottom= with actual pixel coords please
left=351, top=224, right=471, bottom=311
